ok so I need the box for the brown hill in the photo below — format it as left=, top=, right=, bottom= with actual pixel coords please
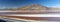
left=15, top=4, right=49, bottom=13
left=18, top=4, right=48, bottom=10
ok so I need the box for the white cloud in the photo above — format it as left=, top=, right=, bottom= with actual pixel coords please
left=47, top=6, right=60, bottom=8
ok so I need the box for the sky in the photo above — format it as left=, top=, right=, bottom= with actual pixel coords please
left=0, top=0, right=60, bottom=9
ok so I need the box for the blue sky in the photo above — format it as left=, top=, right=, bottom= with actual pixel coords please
left=0, top=0, right=60, bottom=9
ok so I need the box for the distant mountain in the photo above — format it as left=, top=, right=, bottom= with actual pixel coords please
left=18, top=4, right=48, bottom=10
